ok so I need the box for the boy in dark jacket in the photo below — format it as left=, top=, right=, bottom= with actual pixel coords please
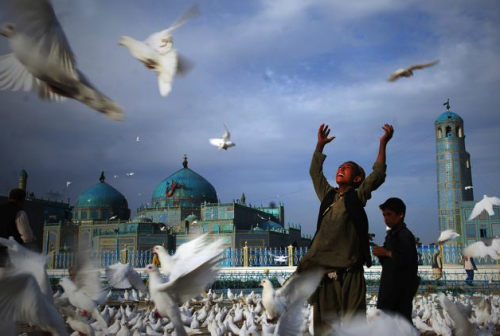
left=373, top=197, right=419, bottom=322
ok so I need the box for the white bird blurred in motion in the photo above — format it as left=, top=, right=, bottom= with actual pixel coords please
left=468, top=195, right=500, bottom=220
left=437, top=229, right=460, bottom=244
left=126, top=172, right=135, bottom=177
left=387, top=60, right=439, bottom=82
left=119, top=4, right=200, bottom=97
left=209, top=123, right=236, bottom=150
left=0, top=0, right=123, bottom=120
left=135, top=136, right=140, bottom=142
left=463, top=238, right=500, bottom=260
left=269, top=253, right=288, bottom=263
left=105, top=262, right=147, bottom=292
left=259, top=269, right=323, bottom=322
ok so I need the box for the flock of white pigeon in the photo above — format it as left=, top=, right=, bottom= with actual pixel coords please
left=1, top=228, right=500, bottom=336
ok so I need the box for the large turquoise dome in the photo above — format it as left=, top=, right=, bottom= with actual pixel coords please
left=151, top=156, right=218, bottom=207
left=435, top=111, right=463, bottom=123
left=73, top=171, right=130, bottom=221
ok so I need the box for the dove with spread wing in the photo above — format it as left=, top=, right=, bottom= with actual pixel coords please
left=119, top=4, right=199, bottom=97
left=58, top=247, right=109, bottom=335
left=0, top=0, right=123, bottom=120
left=468, top=195, right=500, bottom=220
left=259, top=269, right=323, bottom=323
left=437, top=229, right=460, bottom=244
left=388, top=60, right=439, bottom=82
left=463, top=238, right=500, bottom=259
left=209, top=123, right=236, bottom=150
left=105, top=262, right=147, bottom=292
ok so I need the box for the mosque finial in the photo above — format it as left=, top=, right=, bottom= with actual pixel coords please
left=443, top=98, right=450, bottom=111
left=99, top=170, right=105, bottom=183
left=183, top=154, right=188, bottom=168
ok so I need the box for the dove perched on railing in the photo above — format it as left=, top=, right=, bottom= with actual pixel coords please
left=119, top=4, right=200, bottom=97
left=0, top=0, right=123, bottom=120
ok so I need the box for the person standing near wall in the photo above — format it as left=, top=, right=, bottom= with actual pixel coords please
left=432, top=249, right=443, bottom=281
left=463, top=256, right=477, bottom=286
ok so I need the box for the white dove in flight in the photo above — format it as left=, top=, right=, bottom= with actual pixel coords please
left=269, top=253, right=288, bottom=263
left=58, top=247, right=109, bottom=335
left=0, top=0, right=123, bottom=120
left=209, top=123, right=236, bottom=150
left=437, top=229, right=460, bottom=244
left=468, top=195, right=500, bottom=220
left=119, top=4, right=200, bottom=97
left=259, top=269, right=323, bottom=322
left=105, top=262, right=147, bottom=292
left=152, top=233, right=223, bottom=279
left=387, top=60, right=439, bottom=82
left=463, top=238, right=500, bottom=259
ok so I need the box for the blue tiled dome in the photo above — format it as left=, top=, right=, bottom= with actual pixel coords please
left=151, top=156, right=218, bottom=207
left=435, top=111, right=463, bottom=123
left=75, top=178, right=128, bottom=209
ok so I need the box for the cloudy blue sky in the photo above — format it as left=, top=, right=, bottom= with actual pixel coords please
left=0, top=0, right=499, bottom=244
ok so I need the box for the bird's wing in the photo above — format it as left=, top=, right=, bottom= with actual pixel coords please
left=105, top=263, right=132, bottom=289
left=438, top=293, right=475, bottom=336
left=157, top=49, right=178, bottom=97
left=145, top=4, right=200, bottom=54
left=155, top=257, right=220, bottom=304
left=276, top=275, right=286, bottom=286
left=463, top=241, right=491, bottom=258
left=469, top=199, right=487, bottom=220
left=0, top=53, right=35, bottom=91
left=13, top=0, right=77, bottom=77
left=74, top=247, right=107, bottom=304
left=223, top=123, right=231, bottom=140
left=209, top=138, right=224, bottom=147
left=0, top=270, right=67, bottom=335
left=489, top=196, right=500, bottom=206
left=126, top=265, right=148, bottom=292
left=276, top=269, right=323, bottom=304
left=407, top=60, right=440, bottom=71
left=273, top=297, right=306, bottom=335
left=387, top=72, right=401, bottom=82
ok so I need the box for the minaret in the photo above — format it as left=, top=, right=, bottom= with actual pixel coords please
left=18, top=168, right=28, bottom=191
left=435, top=100, right=473, bottom=242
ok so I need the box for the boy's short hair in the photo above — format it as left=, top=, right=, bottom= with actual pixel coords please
left=9, top=188, right=26, bottom=201
left=379, top=197, right=406, bottom=217
left=344, top=161, right=365, bottom=188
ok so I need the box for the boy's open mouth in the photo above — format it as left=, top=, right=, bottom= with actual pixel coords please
left=338, top=173, right=344, bottom=177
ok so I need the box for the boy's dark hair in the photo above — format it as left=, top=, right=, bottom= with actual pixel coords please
left=344, top=161, right=365, bottom=189
left=379, top=197, right=406, bottom=218
left=9, top=188, right=26, bottom=201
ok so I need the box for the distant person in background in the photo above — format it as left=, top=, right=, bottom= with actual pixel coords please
left=463, top=256, right=477, bottom=286
left=0, top=188, right=35, bottom=266
left=432, top=249, right=443, bottom=281
left=373, top=197, right=419, bottom=323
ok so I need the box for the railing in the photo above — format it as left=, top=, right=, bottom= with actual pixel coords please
left=47, top=244, right=500, bottom=269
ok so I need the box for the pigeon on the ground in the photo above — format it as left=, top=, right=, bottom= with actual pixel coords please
left=105, top=262, right=147, bottom=292
left=463, top=238, right=500, bottom=259
left=468, top=195, right=500, bottom=220
left=387, top=60, right=439, bottom=82
left=209, top=123, right=236, bottom=150
left=259, top=269, right=323, bottom=322
left=0, top=0, right=123, bottom=120
left=119, top=4, right=200, bottom=97
left=437, top=229, right=460, bottom=244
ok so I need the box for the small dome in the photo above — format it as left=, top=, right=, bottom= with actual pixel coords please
left=151, top=156, right=217, bottom=207
left=435, top=111, right=463, bottom=123
left=75, top=176, right=128, bottom=209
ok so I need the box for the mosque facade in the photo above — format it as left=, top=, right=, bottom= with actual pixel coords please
left=435, top=102, right=499, bottom=246
left=42, top=156, right=311, bottom=255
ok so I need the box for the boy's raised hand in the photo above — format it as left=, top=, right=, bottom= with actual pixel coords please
left=381, top=124, right=394, bottom=144
left=317, top=123, right=335, bottom=150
